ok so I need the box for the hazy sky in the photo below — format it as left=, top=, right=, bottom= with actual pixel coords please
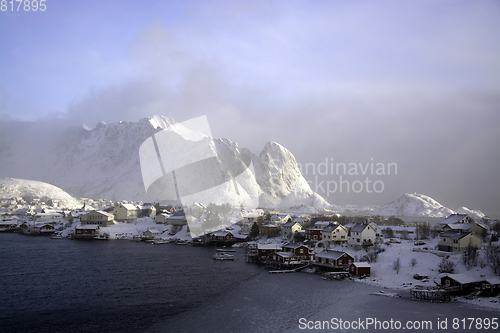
left=1, top=0, right=499, bottom=216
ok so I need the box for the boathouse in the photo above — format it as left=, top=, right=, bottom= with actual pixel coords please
left=349, top=262, right=371, bottom=277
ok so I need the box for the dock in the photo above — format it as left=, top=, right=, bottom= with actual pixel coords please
left=411, top=285, right=451, bottom=302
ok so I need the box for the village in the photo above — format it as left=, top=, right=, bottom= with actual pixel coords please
left=1, top=194, right=500, bottom=310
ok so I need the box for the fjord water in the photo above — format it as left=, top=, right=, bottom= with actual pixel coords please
left=1, top=233, right=498, bottom=333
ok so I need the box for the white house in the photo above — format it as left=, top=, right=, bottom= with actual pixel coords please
left=80, top=210, right=114, bottom=227
left=112, top=203, right=138, bottom=222
left=321, top=223, right=348, bottom=245
left=348, top=222, right=382, bottom=247
left=282, top=221, right=303, bottom=239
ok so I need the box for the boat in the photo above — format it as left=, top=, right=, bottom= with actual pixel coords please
left=129, top=235, right=143, bottom=242
left=216, top=248, right=236, bottom=252
left=213, top=252, right=235, bottom=260
left=176, top=239, right=189, bottom=245
left=50, top=234, right=63, bottom=239
left=151, top=239, right=170, bottom=245
left=94, top=234, right=109, bottom=240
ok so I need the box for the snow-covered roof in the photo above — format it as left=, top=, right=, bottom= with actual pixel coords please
left=314, top=221, right=331, bottom=227
left=276, top=251, right=297, bottom=258
left=437, top=214, right=469, bottom=225
left=257, top=244, right=282, bottom=250
left=315, top=250, right=350, bottom=260
left=283, top=221, right=299, bottom=228
left=484, top=277, right=500, bottom=285
left=282, top=243, right=306, bottom=249
left=120, top=204, right=137, bottom=210
left=343, top=222, right=356, bottom=229
left=441, top=273, right=480, bottom=285
left=350, top=223, right=369, bottom=233
left=352, top=262, right=371, bottom=268
left=440, top=230, right=472, bottom=240
left=444, top=223, right=477, bottom=231
left=323, top=224, right=343, bottom=233
left=212, top=231, right=233, bottom=237
left=76, top=224, right=99, bottom=230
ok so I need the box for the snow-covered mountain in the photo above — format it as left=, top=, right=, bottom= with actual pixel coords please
left=0, top=177, right=83, bottom=208
left=0, top=115, right=332, bottom=212
left=369, top=193, right=484, bottom=220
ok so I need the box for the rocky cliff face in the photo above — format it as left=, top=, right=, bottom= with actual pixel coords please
left=1, top=115, right=332, bottom=212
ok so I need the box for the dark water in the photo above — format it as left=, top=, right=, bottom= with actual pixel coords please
left=1, top=233, right=499, bottom=333
left=0, top=233, right=262, bottom=332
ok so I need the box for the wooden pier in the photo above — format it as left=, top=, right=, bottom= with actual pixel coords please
left=411, top=285, right=451, bottom=303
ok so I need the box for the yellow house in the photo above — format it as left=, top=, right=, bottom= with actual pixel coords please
left=112, top=203, right=138, bottom=222
left=80, top=210, right=114, bottom=227
left=321, top=223, right=348, bottom=244
left=438, top=231, right=481, bottom=252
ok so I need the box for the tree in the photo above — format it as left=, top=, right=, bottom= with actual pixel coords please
left=462, top=241, right=478, bottom=270
left=417, top=223, right=431, bottom=240
left=409, top=258, right=418, bottom=268
left=249, top=222, right=259, bottom=240
left=485, top=243, right=500, bottom=275
left=393, top=257, right=401, bottom=274
left=438, top=257, right=456, bottom=274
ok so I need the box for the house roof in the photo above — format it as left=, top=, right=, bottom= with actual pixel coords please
left=275, top=251, right=297, bottom=258
left=257, top=244, right=282, bottom=250
left=314, top=221, right=331, bottom=227
left=120, top=204, right=137, bottom=210
left=352, top=262, right=371, bottom=268
left=283, top=221, right=299, bottom=228
left=315, top=250, right=351, bottom=260
left=282, top=243, right=306, bottom=249
left=212, top=231, right=233, bottom=237
left=444, top=223, right=478, bottom=231
left=322, top=224, right=343, bottom=233
left=350, top=223, right=370, bottom=233
left=440, top=230, right=472, bottom=240
left=441, top=273, right=480, bottom=285
left=76, top=224, right=99, bottom=230
left=343, top=222, right=356, bottom=229
left=438, top=214, right=470, bottom=225
left=484, top=277, right=500, bottom=285
left=84, top=210, right=113, bottom=218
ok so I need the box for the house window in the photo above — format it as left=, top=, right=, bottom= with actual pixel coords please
left=300, top=249, right=304, bottom=253
left=339, top=259, right=342, bottom=265
left=446, top=280, right=450, bottom=286
left=357, top=239, right=360, bottom=242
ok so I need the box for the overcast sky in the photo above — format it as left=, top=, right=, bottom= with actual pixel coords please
left=1, top=0, right=499, bottom=216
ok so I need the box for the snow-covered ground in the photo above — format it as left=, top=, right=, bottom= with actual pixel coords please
left=326, top=238, right=500, bottom=311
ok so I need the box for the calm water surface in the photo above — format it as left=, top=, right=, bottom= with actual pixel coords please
left=0, top=233, right=498, bottom=332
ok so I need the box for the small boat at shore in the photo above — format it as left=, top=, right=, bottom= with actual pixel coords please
left=213, top=252, right=234, bottom=260
left=176, top=239, right=189, bottom=245
left=151, top=239, right=170, bottom=245
left=50, top=234, right=63, bottom=239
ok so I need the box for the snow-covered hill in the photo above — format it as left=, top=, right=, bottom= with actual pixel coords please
left=0, top=116, right=333, bottom=212
left=370, top=193, right=484, bottom=219
left=0, top=177, right=83, bottom=208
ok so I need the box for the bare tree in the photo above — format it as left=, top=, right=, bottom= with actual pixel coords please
left=393, top=257, right=401, bottom=274
left=438, top=257, right=456, bottom=274
left=409, top=258, right=418, bottom=268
